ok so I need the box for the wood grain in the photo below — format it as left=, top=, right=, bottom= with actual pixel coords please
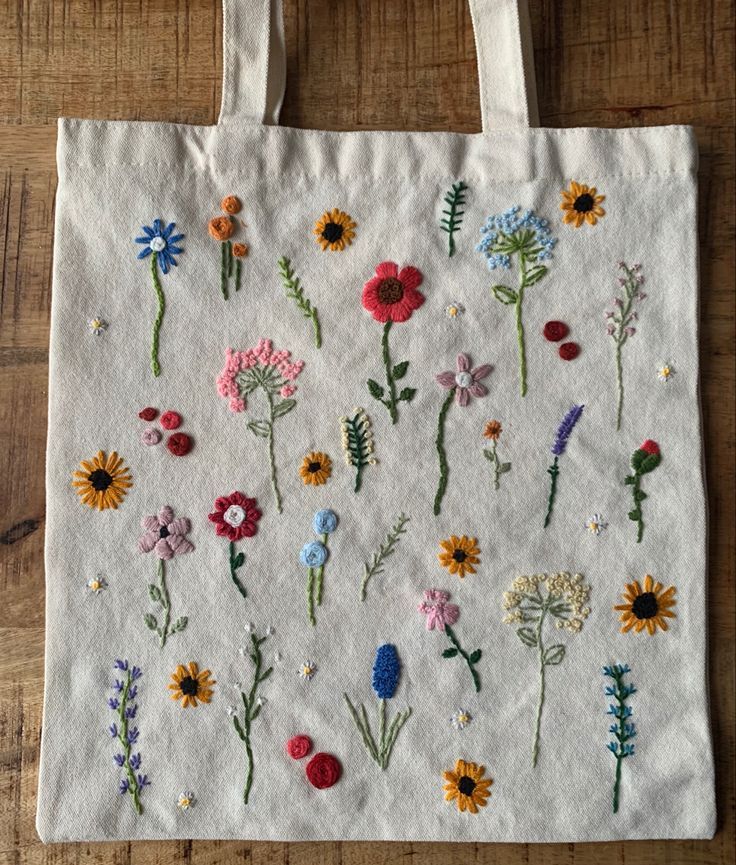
left=0, top=1, right=733, bottom=862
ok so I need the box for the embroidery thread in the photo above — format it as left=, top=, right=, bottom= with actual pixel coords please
left=362, top=262, right=424, bottom=423
left=72, top=450, right=132, bottom=511
left=340, top=408, right=377, bottom=492
left=482, top=420, right=511, bottom=489
left=231, top=627, right=273, bottom=804
left=434, top=353, right=492, bottom=514
left=301, top=509, right=338, bottom=626
left=314, top=208, right=356, bottom=252
left=134, top=219, right=184, bottom=376
left=360, top=512, right=409, bottom=601
left=138, top=506, right=194, bottom=647
left=108, top=660, right=148, bottom=815
left=544, top=404, right=585, bottom=528
left=344, top=644, right=412, bottom=771
left=216, top=339, right=305, bottom=513
left=560, top=181, right=606, bottom=227
left=477, top=206, right=556, bottom=396
left=419, top=589, right=481, bottom=692
left=615, top=575, right=677, bottom=634
left=208, top=492, right=262, bottom=599
left=624, top=439, right=661, bottom=542
left=440, top=181, right=468, bottom=257
left=443, top=760, right=492, bottom=814
left=502, top=572, right=591, bottom=767
left=606, top=262, right=646, bottom=429
left=604, top=663, right=637, bottom=814
left=277, top=257, right=322, bottom=348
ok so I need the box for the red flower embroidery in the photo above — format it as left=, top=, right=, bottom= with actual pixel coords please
left=362, top=261, right=424, bottom=324
left=138, top=406, right=158, bottom=421
left=305, top=752, right=342, bottom=789
left=640, top=439, right=660, bottom=456
left=286, top=734, right=313, bottom=760
left=166, top=432, right=192, bottom=456
left=208, top=492, right=261, bottom=541
left=160, top=410, right=182, bottom=430
left=559, top=341, right=580, bottom=360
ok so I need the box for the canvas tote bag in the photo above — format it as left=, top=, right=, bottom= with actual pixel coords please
left=38, top=0, right=715, bottom=842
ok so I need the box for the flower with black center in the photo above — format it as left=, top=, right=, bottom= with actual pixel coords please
left=168, top=662, right=216, bottom=708
left=615, top=575, right=677, bottom=635
left=72, top=450, right=132, bottom=511
left=299, top=451, right=332, bottom=486
left=442, top=759, right=493, bottom=813
left=560, top=180, right=606, bottom=227
left=314, top=208, right=357, bottom=252
left=438, top=535, right=480, bottom=578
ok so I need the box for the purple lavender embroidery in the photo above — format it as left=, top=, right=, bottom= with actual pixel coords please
left=606, top=262, right=646, bottom=430
left=107, top=660, right=147, bottom=815
left=544, top=405, right=584, bottom=528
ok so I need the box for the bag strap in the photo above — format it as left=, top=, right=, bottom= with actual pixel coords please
left=218, top=0, right=537, bottom=130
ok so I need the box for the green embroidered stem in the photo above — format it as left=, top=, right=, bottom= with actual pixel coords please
left=606, top=665, right=636, bottom=814
left=235, top=258, right=242, bottom=292
left=610, top=264, right=640, bottom=429
left=615, top=339, right=625, bottom=431
left=266, top=392, right=282, bottom=514
left=343, top=694, right=412, bottom=770
left=612, top=673, right=627, bottom=813
left=532, top=607, right=547, bottom=769
left=440, top=181, right=468, bottom=257
left=381, top=322, right=398, bottom=424
left=516, top=255, right=528, bottom=397
left=229, top=540, right=247, bottom=598
left=632, top=473, right=644, bottom=543
left=360, top=513, right=410, bottom=601
left=443, top=624, right=481, bottom=692
left=543, top=456, right=560, bottom=528
left=277, top=257, right=321, bottom=348
left=315, top=533, right=328, bottom=606
left=149, top=252, right=165, bottom=377
left=232, top=631, right=272, bottom=805
left=144, top=560, right=187, bottom=647
left=220, top=241, right=230, bottom=300
left=306, top=567, right=316, bottom=626
left=433, top=388, right=455, bottom=515
left=116, top=669, right=142, bottom=815
left=340, top=409, right=375, bottom=493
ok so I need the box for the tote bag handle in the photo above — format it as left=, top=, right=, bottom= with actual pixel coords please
left=218, top=0, right=538, bottom=130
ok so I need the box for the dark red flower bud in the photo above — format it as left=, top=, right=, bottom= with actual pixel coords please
left=160, top=410, right=182, bottom=430
left=559, top=342, right=580, bottom=360
left=305, top=752, right=341, bottom=789
left=640, top=439, right=660, bottom=456
left=543, top=320, right=569, bottom=342
left=138, top=407, right=158, bottom=421
left=167, top=433, right=192, bottom=456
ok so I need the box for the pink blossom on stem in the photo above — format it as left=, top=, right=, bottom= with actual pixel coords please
left=418, top=589, right=460, bottom=631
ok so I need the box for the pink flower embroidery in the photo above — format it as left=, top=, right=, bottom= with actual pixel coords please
left=436, top=354, right=493, bottom=407
left=138, top=506, right=194, bottom=560
left=418, top=589, right=460, bottom=631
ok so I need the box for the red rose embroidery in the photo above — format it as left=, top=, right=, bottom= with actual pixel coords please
left=138, top=407, right=158, bottom=421
left=543, top=320, right=568, bottom=342
left=305, top=752, right=341, bottom=789
left=361, top=262, right=424, bottom=324
left=166, top=432, right=192, bottom=456
left=559, top=342, right=580, bottom=360
left=640, top=439, right=660, bottom=456
left=160, top=410, right=182, bottom=430
left=286, top=735, right=313, bottom=760
left=208, top=492, right=262, bottom=541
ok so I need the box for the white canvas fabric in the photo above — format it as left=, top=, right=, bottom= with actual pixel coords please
left=38, top=0, right=715, bottom=842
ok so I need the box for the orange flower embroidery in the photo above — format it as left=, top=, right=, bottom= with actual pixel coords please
left=560, top=180, right=606, bottom=227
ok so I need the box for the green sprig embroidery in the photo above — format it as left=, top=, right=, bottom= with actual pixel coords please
left=433, top=388, right=455, bottom=516
left=442, top=625, right=482, bottom=692
left=277, top=257, right=321, bottom=348
left=220, top=241, right=243, bottom=300
left=229, top=541, right=247, bottom=598
left=440, top=181, right=468, bottom=257
left=231, top=629, right=273, bottom=805
left=607, top=263, right=646, bottom=429
left=360, top=513, right=409, bottom=601
left=604, top=663, right=637, bottom=814
left=340, top=408, right=377, bottom=493
left=367, top=322, right=417, bottom=423
left=624, top=440, right=661, bottom=542
left=143, top=560, right=188, bottom=648
left=343, top=694, right=411, bottom=771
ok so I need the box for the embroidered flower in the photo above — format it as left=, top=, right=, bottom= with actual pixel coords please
left=208, top=492, right=262, bottom=541
left=286, top=734, right=313, bottom=759
left=141, top=427, right=161, bottom=446
left=615, top=575, right=677, bottom=635
left=657, top=363, right=675, bottom=382
left=232, top=242, right=248, bottom=258
left=543, top=320, right=568, bottom=342
left=442, top=760, right=492, bottom=813
left=362, top=262, right=424, bottom=324
left=302, top=511, right=337, bottom=624
left=168, top=662, right=216, bottom=708
left=340, top=408, right=377, bottom=492
left=560, top=181, right=606, bottom=227
left=585, top=514, right=608, bottom=535
left=298, top=660, right=317, bottom=680
left=299, top=451, right=332, bottom=485
left=138, top=506, right=194, bottom=559
left=372, top=643, right=400, bottom=699
left=436, top=353, right=492, bottom=407
left=108, top=660, right=147, bottom=815
left=418, top=589, right=460, bottom=631
left=135, top=219, right=184, bottom=273
left=314, top=208, right=357, bottom=252
left=221, top=195, right=242, bottom=215
left=451, top=709, right=472, bottom=730
left=445, top=302, right=465, bottom=319
left=160, top=411, right=182, bottom=430
left=438, top=536, right=480, bottom=578
left=86, top=575, right=107, bottom=594
left=208, top=215, right=234, bottom=242
left=88, top=317, right=108, bottom=335
left=313, top=509, right=338, bottom=535
left=138, top=407, right=158, bottom=421
left=483, top=419, right=502, bottom=441
left=300, top=540, right=328, bottom=568
left=177, top=791, right=196, bottom=810
left=72, top=450, right=132, bottom=511
left=305, top=752, right=342, bottom=789
left=166, top=432, right=192, bottom=456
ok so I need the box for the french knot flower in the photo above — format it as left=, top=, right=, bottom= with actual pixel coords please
left=221, top=195, right=242, bottom=215
left=208, top=215, right=235, bottom=241
left=300, top=541, right=328, bottom=568
left=141, top=427, right=162, bottom=446
left=160, top=411, right=182, bottom=430
left=305, top=752, right=342, bottom=789
left=286, top=735, right=313, bottom=760
left=167, top=433, right=192, bottom=456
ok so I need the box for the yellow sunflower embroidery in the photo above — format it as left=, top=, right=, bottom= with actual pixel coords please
left=438, top=535, right=480, bottom=578
left=72, top=450, right=132, bottom=511
left=314, top=208, right=357, bottom=252
left=443, top=759, right=492, bottom=814
left=299, top=451, right=332, bottom=486
left=168, top=662, right=216, bottom=708
left=560, top=180, right=606, bottom=227
left=614, top=574, right=677, bottom=635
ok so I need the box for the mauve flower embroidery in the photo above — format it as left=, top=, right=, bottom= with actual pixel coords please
left=418, top=589, right=460, bottom=631
left=138, top=506, right=194, bottom=560
left=436, top=354, right=493, bottom=407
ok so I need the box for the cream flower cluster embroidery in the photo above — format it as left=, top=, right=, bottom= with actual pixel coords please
left=502, top=572, right=591, bottom=633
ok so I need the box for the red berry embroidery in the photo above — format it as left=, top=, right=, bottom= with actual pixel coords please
left=640, top=439, right=660, bottom=456
left=543, top=321, right=569, bottom=342
left=138, top=407, right=158, bottom=421
left=160, top=410, right=182, bottom=430
left=559, top=342, right=580, bottom=360
left=305, top=752, right=342, bottom=789
left=167, top=432, right=192, bottom=456
left=286, top=735, right=313, bottom=760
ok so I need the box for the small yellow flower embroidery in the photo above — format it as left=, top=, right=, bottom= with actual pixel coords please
left=86, top=576, right=107, bottom=594
left=299, top=451, right=332, bottom=486
left=438, top=535, right=481, bottom=578
left=298, top=660, right=317, bottom=680
left=314, top=208, right=357, bottom=252
left=560, top=180, right=606, bottom=227
left=657, top=364, right=675, bottom=382
left=442, top=759, right=492, bottom=813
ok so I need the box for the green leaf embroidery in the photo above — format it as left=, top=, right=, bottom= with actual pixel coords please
left=172, top=617, right=188, bottom=633
left=367, top=379, right=385, bottom=399
left=397, top=387, right=417, bottom=402
left=516, top=627, right=538, bottom=647
left=271, top=398, right=296, bottom=419
left=232, top=552, right=245, bottom=570
left=247, top=420, right=271, bottom=437
left=439, top=180, right=468, bottom=257
left=148, top=584, right=161, bottom=603
left=392, top=360, right=409, bottom=380
left=277, top=256, right=321, bottom=348
left=543, top=644, right=565, bottom=666
left=143, top=613, right=158, bottom=631
left=524, top=265, right=548, bottom=286
left=442, top=647, right=459, bottom=659
left=469, top=649, right=482, bottom=664
left=491, top=284, right=518, bottom=305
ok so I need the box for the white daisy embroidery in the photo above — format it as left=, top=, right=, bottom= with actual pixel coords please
left=584, top=514, right=608, bottom=535
left=451, top=709, right=472, bottom=730
left=298, top=660, right=317, bottom=680
left=657, top=363, right=675, bottom=382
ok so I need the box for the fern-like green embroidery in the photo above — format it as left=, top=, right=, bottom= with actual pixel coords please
left=277, top=257, right=322, bottom=348
left=340, top=408, right=376, bottom=493
left=360, top=513, right=409, bottom=601
left=440, top=181, right=468, bottom=257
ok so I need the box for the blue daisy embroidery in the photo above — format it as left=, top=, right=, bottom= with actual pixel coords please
left=134, top=219, right=185, bottom=376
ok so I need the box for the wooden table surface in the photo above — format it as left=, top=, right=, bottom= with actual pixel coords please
left=0, top=1, right=733, bottom=863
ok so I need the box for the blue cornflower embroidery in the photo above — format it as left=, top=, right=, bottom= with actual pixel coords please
left=108, top=659, right=147, bottom=815
left=604, top=664, right=637, bottom=813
